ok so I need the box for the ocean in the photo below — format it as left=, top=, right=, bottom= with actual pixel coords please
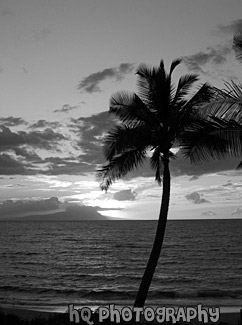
left=0, top=219, right=242, bottom=312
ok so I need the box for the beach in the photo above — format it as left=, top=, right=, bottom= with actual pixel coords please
left=1, top=306, right=241, bottom=324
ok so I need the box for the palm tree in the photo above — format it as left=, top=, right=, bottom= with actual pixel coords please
left=97, top=59, right=220, bottom=308
left=186, top=32, right=242, bottom=168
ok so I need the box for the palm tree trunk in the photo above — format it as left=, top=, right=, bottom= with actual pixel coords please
left=133, top=154, right=171, bottom=308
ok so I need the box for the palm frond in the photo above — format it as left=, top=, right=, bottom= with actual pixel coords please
left=110, top=91, right=160, bottom=128
left=237, top=160, right=242, bottom=169
left=169, top=59, right=182, bottom=76
left=136, top=64, right=155, bottom=83
left=184, top=83, right=215, bottom=110
left=209, top=116, right=242, bottom=156
left=158, top=60, right=166, bottom=78
left=170, top=83, right=214, bottom=140
left=103, top=124, right=152, bottom=160
left=136, top=63, right=164, bottom=110
left=181, top=117, right=242, bottom=164
left=202, top=82, right=242, bottom=122
left=97, top=149, right=147, bottom=191
left=172, top=74, right=199, bottom=106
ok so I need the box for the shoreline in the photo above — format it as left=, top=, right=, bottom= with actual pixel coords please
left=1, top=306, right=241, bottom=324
left=2, top=303, right=242, bottom=313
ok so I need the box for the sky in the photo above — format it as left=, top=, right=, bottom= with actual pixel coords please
left=0, top=0, right=242, bottom=220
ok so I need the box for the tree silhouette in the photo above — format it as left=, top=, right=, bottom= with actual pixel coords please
left=97, top=59, right=224, bottom=307
left=185, top=32, right=242, bottom=168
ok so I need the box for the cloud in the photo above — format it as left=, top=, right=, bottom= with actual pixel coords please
left=0, top=126, right=66, bottom=151
left=70, top=111, right=241, bottom=180
left=1, top=110, right=241, bottom=177
left=217, top=19, right=242, bottom=35
left=170, top=149, right=242, bottom=178
left=0, top=198, right=109, bottom=220
left=0, top=125, right=69, bottom=175
left=0, top=197, right=60, bottom=216
left=201, top=211, right=217, bottom=216
left=78, top=63, right=135, bottom=93
left=0, top=153, right=23, bottom=167
left=0, top=117, right=27, bottom=127
left=41, top=157, right=92, bottom=175
left=185, top=191, right=210, bottom=204
left=71, top=112, right=242, bottom=179
left=231, top=207, right=242, bottom=215
left=189, top=175, right=199, bottom=181
left=29, top=120, right=60, bottom=129
left=33, top=28, right=51, bottom=42
left=54, top=104, right=79, bottom=113
left=0, top=153, right=31, bottom=175
left=182, top=44, right=231, bottom=74
left=9, top=147, right=41, bottom=160
left=222, top=181, right=233, bottom=187
left=71, top=111, right=116, bottom=166
left=113, top=189, right=137, bottom=201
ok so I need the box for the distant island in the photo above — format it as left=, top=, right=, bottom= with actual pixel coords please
left=0, top=203, right=110, bottom=221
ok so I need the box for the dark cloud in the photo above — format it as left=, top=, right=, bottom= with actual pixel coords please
left=170, top=149, right=242, bottom=178
left=217, top=19, right=242, bottom=35
left=78, top=63, right=135, bottom=93
left=54, top=104, right=79, bottom=113
left=0, top=197, right=60, bottom=216
left=75, top=111, right=116, bottom=131
left=0, top=198, right=109, bottom=220
left=185, top=192, right=210, bottom=204
left=0, top=153, right=25, bottom=168
left=72, top=111, right=242, bottom=179
left=9, top=147, right=41, bottom=161
left=0, top=126, right=66, bottom=151
left=0, top=126, right=68, bottom=175
left=189, top=175, right=199, bottom=181
left=1, top=109, right=241, bottom=177
left=0, top=153, right=31, bottom=175
left=0, top=117, right=27, bottom=127
left=182, top=44, right=231, bottom=74
left=29, top=120, right=60, bottom=129
left=113, top=189, right=137, bottom=201
left=41, top=156, right=92, bottom=175
left=71, top=111, right=116, bottom=165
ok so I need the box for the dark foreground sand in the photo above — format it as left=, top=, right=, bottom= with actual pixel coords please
left=1, top=307, right=242, bottom=324
left=1, top=307, right=55, bottom=320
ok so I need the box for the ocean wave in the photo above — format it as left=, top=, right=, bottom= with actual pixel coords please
left=197, top=289, right=242, bottom=299
left=2, top=285, right=241, bottom=301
